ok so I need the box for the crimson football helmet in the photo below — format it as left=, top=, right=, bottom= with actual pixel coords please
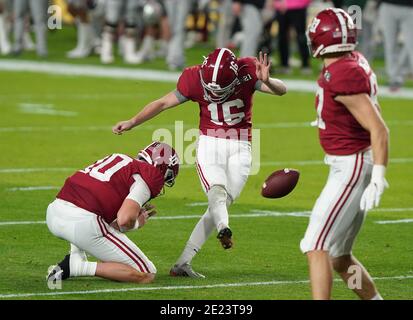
left=137, top=141, right=180, bottom=187
left=200, top=48, right=239, bottom=104
left=307, top=8, right=357, bottom=58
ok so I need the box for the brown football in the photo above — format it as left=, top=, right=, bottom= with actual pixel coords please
left=261, top=168, right=300, bottom=199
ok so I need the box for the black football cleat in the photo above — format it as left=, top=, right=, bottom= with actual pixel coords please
left=217, top=227, right=233, bottom=249
left=47, top=254, right=71, bottom=282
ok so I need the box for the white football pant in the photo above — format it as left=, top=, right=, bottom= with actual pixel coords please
left=47, top=199, right=156, bottom=274
left=300, top=150, right=373, bottom=257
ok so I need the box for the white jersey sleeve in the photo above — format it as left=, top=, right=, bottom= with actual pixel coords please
left=126, top=174, right=151, bottom=207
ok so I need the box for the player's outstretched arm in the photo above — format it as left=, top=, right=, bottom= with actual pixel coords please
left=255, top=51, right=287, bottom=96
left=112, top=91, right=182, bottom=135
left=336, top=93, right=390, bottom=211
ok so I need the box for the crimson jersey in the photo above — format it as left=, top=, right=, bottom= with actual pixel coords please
left=177, top=57, right=259, bottom=141
left=57, top=154, right=164, bottom=223
left=316, top=51, right=378, bottom=155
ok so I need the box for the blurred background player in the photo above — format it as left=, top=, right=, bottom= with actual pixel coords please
left=215, top=0, right=233, bottom=48
left=134, top=0, right=170, bottom=64
left=100, top=0, right=140, bottom=64
left=12, top=0, right=48, bottom=57
left=66, top=0, right=105, bottom=59
left=47, top=142, right=180, bottom=284
left=302, top=8, right=389, bottom=300
left=112, top=48, right=287, bottom=277
left=232, top=0, right=265, bottom=57
left=274, top=0, right=311, bottom=74
left=378, top=0, right=413, bottom=91
left=0, top=0, right=11, bottom=55
left=164, top=0, right=191, bottom=70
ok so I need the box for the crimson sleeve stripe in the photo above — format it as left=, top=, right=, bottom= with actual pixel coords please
left=314, top=153, right=360, bottom=250
left=98, top=217, right=150, bottom=273
left=319, top=153, right=364, bottom=250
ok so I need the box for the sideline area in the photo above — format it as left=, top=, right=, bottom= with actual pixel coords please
left=2, top=59, right=413, bottom=100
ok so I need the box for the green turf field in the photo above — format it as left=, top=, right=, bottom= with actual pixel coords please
left=0, top=66, right=412, bottom=300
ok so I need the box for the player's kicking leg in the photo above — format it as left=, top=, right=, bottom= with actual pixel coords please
left=170, top=137, right=251, bottom=278
left=170, top=199, right=232, bottom=278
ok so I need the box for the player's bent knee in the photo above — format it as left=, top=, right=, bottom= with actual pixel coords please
left=331, top=255, right=352, bottom=273
left=129, top=270, right=155, bottom=284
left=208, top=185, right=227, bottom=206
left=139, top=272, right=155, bottom=284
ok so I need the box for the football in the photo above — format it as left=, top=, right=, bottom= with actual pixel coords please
left=261, top=168, right=300, bottom=199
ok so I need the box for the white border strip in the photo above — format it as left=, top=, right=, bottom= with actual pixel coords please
left=1, top=120, right=412, bottom=133
left=1, top=208, right=412, bottom=227
left=1, top=275, right=412, bottom=299
left=6, top=186, right=59, bottom=192
left=375, top=219, right=413, bottom=225
left=1, top=60, right=413, bottom=99
left=2, top=158, right=412, bottom=174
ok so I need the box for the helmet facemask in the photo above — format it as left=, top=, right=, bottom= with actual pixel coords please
left=164, top=153, right=179, bottom=187
left=200, top=70, right=238, bottom=104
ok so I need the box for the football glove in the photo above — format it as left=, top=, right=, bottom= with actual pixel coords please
left=360, top=164, right=389, bottom=211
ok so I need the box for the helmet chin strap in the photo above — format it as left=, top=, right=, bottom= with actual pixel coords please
left=137, top=150, right=153, bottom=165
left=200, top=70, right=238, bottom=104
left=314, top=44, right=325, bottom=58
left=318, top=43, right=357, bottom=57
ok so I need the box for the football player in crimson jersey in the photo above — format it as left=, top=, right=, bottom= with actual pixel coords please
left=113, top=48, right=287, bottom=277
left=301, top=8, right=390, bottom=300
left=46, top=142, right=179, bottom=284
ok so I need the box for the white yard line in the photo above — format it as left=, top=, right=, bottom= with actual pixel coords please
left=0, top=124, right=181, bottom=133
left=18, top=103, right=78, bottom=117
left=0, top=120, right=412, bottom=133
left=6, top=186, right=59, bottom=192
left=185, top=202, right=208, bottom=207
left=0, top=275, right=412, bottom=299
left=1, top=59, right=413, bottom=100
left=375, top=219, right=413, bottom=224
left=0, top=168, right=75, bottom=173
left=0, top=208, right=411, bottom=227
left=0, top=59, right=180, bottom=82
left=0, top=221, right=46, bottom=226
left=1, top=157, right=412, bottom=174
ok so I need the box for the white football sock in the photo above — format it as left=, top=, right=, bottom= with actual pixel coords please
left=139, top=35, right=154, bottom=59
left=370, top=293, right=383, bottom=300
left=69, top=254, right=97, bottom=277
left=67, top=22, right=93, bottom=58
left=0, top=14, right=11, bottom=55
left=176, top=209, right=215, bottom=266
left=70, top=244, right=88, bottom=261
left=101, top=30, right=114, bottom=64
left=208, top=185, right=229, bottom=232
